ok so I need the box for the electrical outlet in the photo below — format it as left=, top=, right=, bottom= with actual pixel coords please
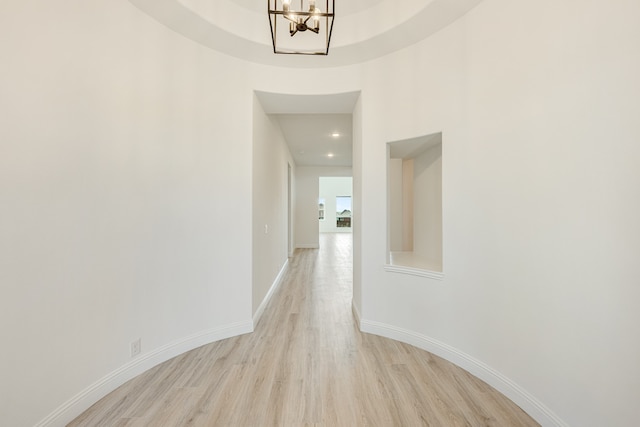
left=131, top=338, right=141, bottom=357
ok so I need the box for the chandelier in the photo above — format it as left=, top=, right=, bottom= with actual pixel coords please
left=268, top=0, right=335, bottom=55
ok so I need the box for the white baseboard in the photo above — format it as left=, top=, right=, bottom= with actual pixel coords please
left=253, top=259, right=288, bottom=327
left=360, top=319, right=568, bottom=427
left=296, top=243, right=319, bottom=249
left=35, top=320, right=253, bottom=427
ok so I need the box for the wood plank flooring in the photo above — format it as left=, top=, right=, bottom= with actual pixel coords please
left=69, top=233, right=539, bottom=426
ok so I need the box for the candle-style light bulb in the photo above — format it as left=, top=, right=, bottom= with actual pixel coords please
left=313, top=6, right=320, bottom=29
left=309, top=0, right=316, bottom=12
left=282, top=0, right=290, bottom=12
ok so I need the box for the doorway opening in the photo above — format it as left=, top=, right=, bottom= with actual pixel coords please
left=319, top=177, right=353, bottom=234
left=253, top=90, right=362, bottom=322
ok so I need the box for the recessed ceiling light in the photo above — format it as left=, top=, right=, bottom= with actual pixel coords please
left=327, top=153, right=334, bottom=158
left=331, top=132, right=341, bottom=138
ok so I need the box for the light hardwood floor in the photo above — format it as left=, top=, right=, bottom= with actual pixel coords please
left=69, top=233, right=539, bottom=426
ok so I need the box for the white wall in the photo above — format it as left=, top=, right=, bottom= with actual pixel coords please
left=389, top=158, right=418, bottom=253
left=358, top=1, right=640, bottom=426
left=412, top=144, right=442, bottom=268
left=351, top=98, right=363, bottom=321
left=388, top=158, right=404, bottom=251
left=0, top=1, right=253, bottom=425
left=401, top=159, right=415, bottom=252
left=295, top=166, right=352, bottom=248
left=319, top=177, right=353, bottom=233
left=252, top=97, right=295, bottom=316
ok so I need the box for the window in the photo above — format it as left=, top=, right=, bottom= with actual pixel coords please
left=336, top=196, right=352, bottom=228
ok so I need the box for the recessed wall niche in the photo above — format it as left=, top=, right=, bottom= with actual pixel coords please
left=386, top=133, right=443, bottom=278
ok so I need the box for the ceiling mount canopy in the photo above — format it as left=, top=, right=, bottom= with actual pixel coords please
left=268, top=0, right=335, bottom=55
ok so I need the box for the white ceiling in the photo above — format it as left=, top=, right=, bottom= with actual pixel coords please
left=389, top=133, right=442, bottom=159
left=256, top=91, right=358, bottom=167
left=128, top=0, right=484, bottom=167
left=129, top=0, right=485, bottom=68
left=229, top=0, right=387, bottom=17
left=255, top=91, right=360, bottom=114
left=273, top=114, right=352, bottom=167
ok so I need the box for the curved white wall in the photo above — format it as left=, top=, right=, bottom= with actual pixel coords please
left=0, top=1, right=256, bottom=425
left=355, top=1, right=640, bottom=426
left=2, top=0, right=639, bottom=426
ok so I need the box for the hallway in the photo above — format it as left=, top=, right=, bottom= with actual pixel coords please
left=70, top=233, right=538, bottom=426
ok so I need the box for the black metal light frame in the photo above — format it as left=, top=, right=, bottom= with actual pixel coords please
left=268, top=0, right=335, bottom=55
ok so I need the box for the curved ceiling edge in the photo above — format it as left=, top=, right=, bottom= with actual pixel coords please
left=129, top=0, right=484, bottom=69
left=180, top=0, right=434, bottom=49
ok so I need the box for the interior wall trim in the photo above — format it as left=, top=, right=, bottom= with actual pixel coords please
left=35, top=320, right=253, bottom=427
left=359, top=319, right=569, bottom=427
left=383, top=264, right=444, bottom=280
left=253, top=259, right=289, bottom=327
left=296, top=244, right=320, bottom=249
